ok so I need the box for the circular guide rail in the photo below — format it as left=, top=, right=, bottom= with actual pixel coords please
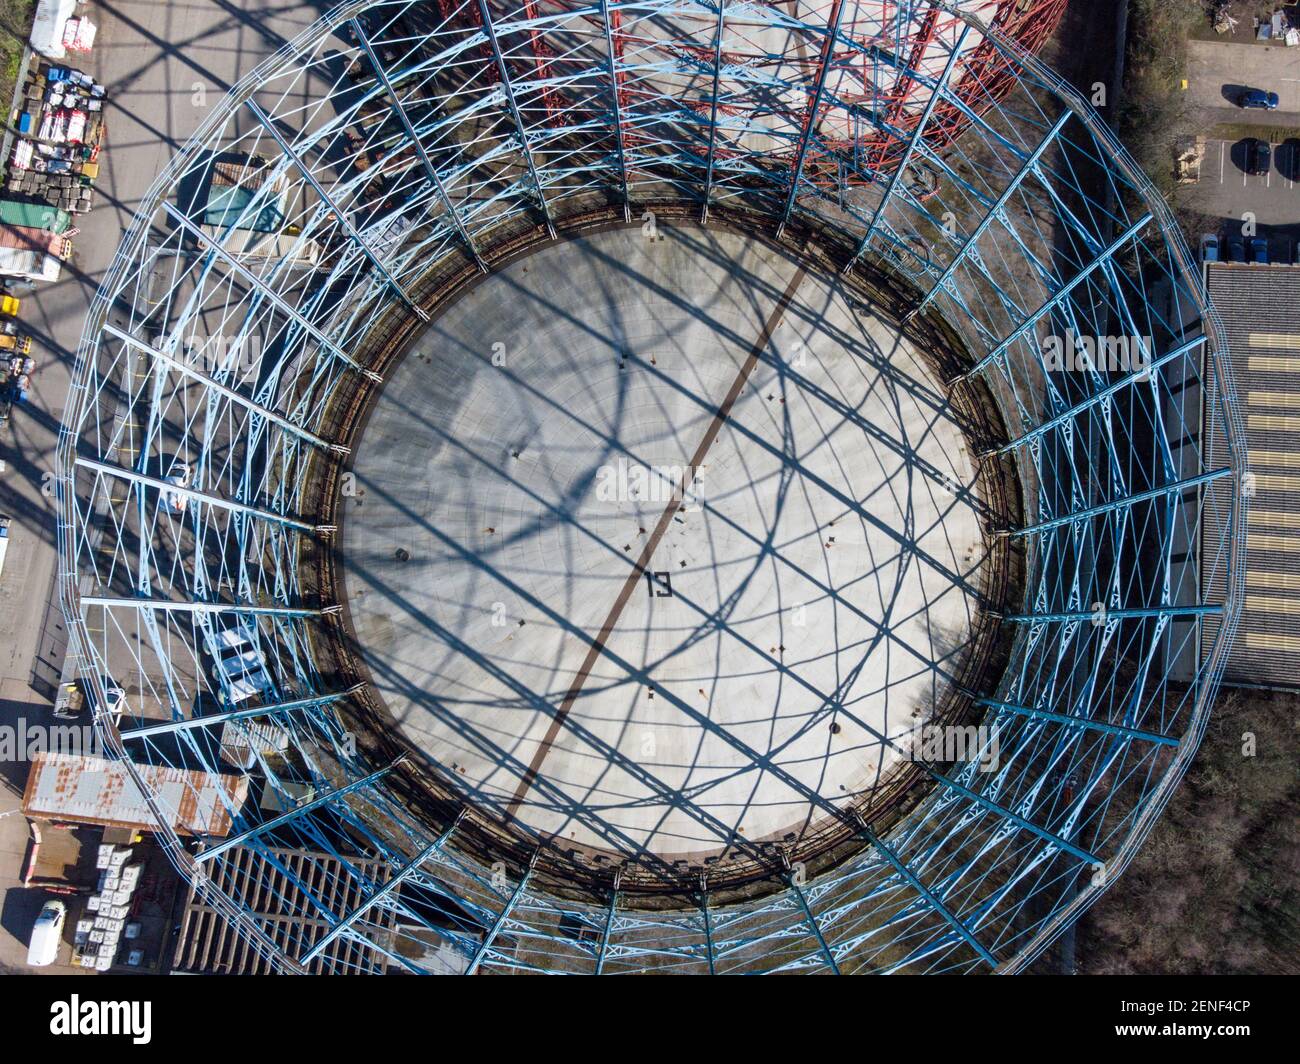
left=57, top=0, right=1246, bottom=974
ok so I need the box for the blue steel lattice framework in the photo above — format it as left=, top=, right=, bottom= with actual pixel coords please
left=57, top=0, right=1246, bottom=974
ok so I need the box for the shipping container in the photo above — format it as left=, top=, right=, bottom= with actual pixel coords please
left=0, top=200, right=72, bottom=233
left=202, top=182, right=284, bottom=234
left=0, top=247, right=61, bottom=282
left=198, top=225, right=321, bottom=267
left=0, top=224, right=68, bottom=255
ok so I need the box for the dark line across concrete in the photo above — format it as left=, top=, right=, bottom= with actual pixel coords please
left=504, top=263, right=810, bottom=819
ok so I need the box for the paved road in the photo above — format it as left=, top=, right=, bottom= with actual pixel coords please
left=0, top=0, right=328, bottom=973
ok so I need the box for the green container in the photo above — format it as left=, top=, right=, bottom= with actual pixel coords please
left=0, top=199, right=71, bottom=234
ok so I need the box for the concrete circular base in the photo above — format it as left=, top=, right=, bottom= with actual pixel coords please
left=340, top=224, right=990, bottom=878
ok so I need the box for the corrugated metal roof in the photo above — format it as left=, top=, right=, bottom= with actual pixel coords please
left=211, top=156, right=281, bottom=191
left=22, top=751, right=249, bottom=836
left=0, top=200, right=70, bottom=233
left=1204, top=262, right=1300, bottom=688
left=219, top=719, right=288, bottom=769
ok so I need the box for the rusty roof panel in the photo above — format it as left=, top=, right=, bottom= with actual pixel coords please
left=22, top=752, right=249, bottom=836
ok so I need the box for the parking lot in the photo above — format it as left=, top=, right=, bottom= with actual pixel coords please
left=1191, top=137, right=1300, bottom=235
left=1187, top=38, right=1300, bottom=129
left=1182, top=37, right=1300, bottom=254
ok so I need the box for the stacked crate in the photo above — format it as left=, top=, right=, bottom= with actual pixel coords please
left=73, top=844, right=142, bottom=971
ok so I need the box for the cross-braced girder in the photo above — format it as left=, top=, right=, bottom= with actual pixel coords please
left=56, top=0, right=1244, bottom=976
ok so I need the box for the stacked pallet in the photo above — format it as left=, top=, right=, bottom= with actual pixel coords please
left=72, top=844, right=142, bottom=971
left=6, top=63, right=105, bottom=215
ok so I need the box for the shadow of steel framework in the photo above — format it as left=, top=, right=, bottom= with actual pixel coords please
left=55, top=0, right=1247, bottom=974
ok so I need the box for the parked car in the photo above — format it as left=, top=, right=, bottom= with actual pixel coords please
left=163, top=460, right=192, bottom=514
left=1200, top=234, right=1219, bottom=262
left=27, top=899, right=66, bottom=967
left=203, top=622, right=260, bottom=662
left=1240, top=88, right=1280, bottom=110
left=97, top=684, right=126, bottom=724
left=1252, top=237, right=1269, bottom=264
left=204, top=623, right=275, bottom=706
left=89, top=676, right=125, bottom=723
left=1229, top=237, right=1246, bottom=262
left=1245, top=138, right=1272, bottom=176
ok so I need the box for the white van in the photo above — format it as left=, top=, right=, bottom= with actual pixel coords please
left=203, top=623, right=257, bottom=661
left=0, top=515, right=10, bottom=582
left=27, top=898, right=66, bottom=967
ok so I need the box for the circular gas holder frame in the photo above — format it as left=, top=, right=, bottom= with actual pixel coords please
left=330, top=213, right=1022, bottom=902
left=59, top=0, right=1245, bottom=974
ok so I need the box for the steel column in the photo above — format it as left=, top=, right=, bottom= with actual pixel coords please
left=787, top=877, right=840, bottom=974
left=300, top=810, right=466, bottom=965
left=1010, top=467, right=1231, bottom=537
left=977, top=696, right=1180, bottom=746
left=700, top=888, right=716, bottom=975
left=928, top=774, right=1098, bottom=863
left=162, top=204, right=381, bottom=380
left=119, top=685, right=366, bottom=740
left=245, top=100, right=428, bottom=317
left=842, top=24, right=970, bottom=270
left=996, top=335, right=1207, bottom=454
left=600, top=0, right=632, bottom=222
left=102, top=324, right=345, bottom=453
left=909, top=110, right=1072, bottom=319
left=75, top=455, right=321, bottom=532
left=475, top=0, right=557, bottom=239
left=350, top=18, right=487, bottom=272
left=1005, top=604, right=1223, bottom=624
left=80, top=596, right=326, bottom=617
left=595, top=887, right=618, bottom=974
left=958, top=212, right=1155, bottom=381
left=861, top=824, right=997, bottom=967
left=465, top=860, right=534, bottom=974
left=775, top=0, right=847, bottom=237
left=699, top=1, right=727, bottom=223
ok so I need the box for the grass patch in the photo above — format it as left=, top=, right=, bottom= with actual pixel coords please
left=1207, top=121, right=1300, bottom=141
left=0, top=0, right=35, bottom=124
